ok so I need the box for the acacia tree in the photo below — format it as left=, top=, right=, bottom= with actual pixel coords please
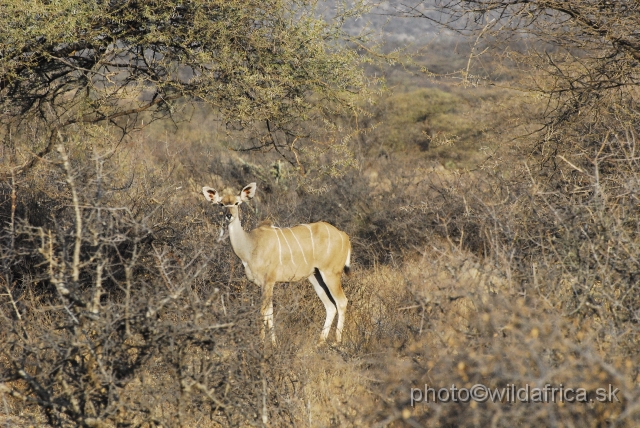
left=0, top=0, right=369, bottom=172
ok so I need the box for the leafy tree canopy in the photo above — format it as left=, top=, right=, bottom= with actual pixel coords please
left=0, top=0, right=370, bottom=171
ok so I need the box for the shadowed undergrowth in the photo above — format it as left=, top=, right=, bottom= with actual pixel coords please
left=2, top=76, right=640, bottom=426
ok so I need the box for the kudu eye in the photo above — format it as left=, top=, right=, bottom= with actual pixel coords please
left=235, top=202, right=239, bottom=205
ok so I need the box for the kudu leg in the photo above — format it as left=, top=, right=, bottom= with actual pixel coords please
left=322, top=272, right=348, bottom=343
left=260, top=281, right=277, bottom=346
left=308, top=273, right=338, bottom=342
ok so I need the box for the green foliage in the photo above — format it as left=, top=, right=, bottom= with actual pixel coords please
left=0, top=0, right=371, bottom=171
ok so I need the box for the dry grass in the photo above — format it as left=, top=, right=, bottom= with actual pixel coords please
left=2, top=71, right=640, bottom=427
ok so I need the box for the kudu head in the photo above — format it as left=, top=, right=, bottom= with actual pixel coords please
left=202, top=182, right=256, bottom=223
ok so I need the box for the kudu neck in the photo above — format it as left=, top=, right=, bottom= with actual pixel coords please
left=227, top=211, right=252, bottom=261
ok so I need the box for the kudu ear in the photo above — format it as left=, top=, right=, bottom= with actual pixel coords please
left=240, top=182, right=257, bottom=201
left=202, top=186, right=222, bottom=203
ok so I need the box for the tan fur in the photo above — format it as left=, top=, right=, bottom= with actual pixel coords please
left=202, top=183, right=351, bottom=345
left=245, top=222, right=349, bottom=281
left=257, top=219, right=274, bottom=228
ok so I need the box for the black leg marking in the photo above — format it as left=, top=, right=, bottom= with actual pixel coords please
left=314, top=267, right=336, bottom=308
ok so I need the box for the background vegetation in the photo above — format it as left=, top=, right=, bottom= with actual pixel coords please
left=2, top=0, right=640, bottom=426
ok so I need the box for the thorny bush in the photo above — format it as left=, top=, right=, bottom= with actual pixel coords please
left=0, top=144, right=305, bottom=427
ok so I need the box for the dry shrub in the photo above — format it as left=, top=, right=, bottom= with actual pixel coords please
left=0, top=135, right=301, bottom=426
left=307, top=75, right=640, bottom=425
left=0, top=145, right=228, bottom=426
left=3, top=72, right=640, bottom=427
left=343, top=246, right=638, bottom=427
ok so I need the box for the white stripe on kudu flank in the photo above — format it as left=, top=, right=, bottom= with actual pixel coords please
left=279, top=228, right=296, bottom=266
left=272, top=228, right=283, bottom=265
left=303, top=224, right=315, bottom=259
left=324, top=224, right=331, bottom=255
left=340, top=232, right=344, bottom=251
left=290, top=229, right=308, bottom=265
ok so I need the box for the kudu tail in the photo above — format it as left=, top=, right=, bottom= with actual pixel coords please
left=343, top=244, right=352, bottom=276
